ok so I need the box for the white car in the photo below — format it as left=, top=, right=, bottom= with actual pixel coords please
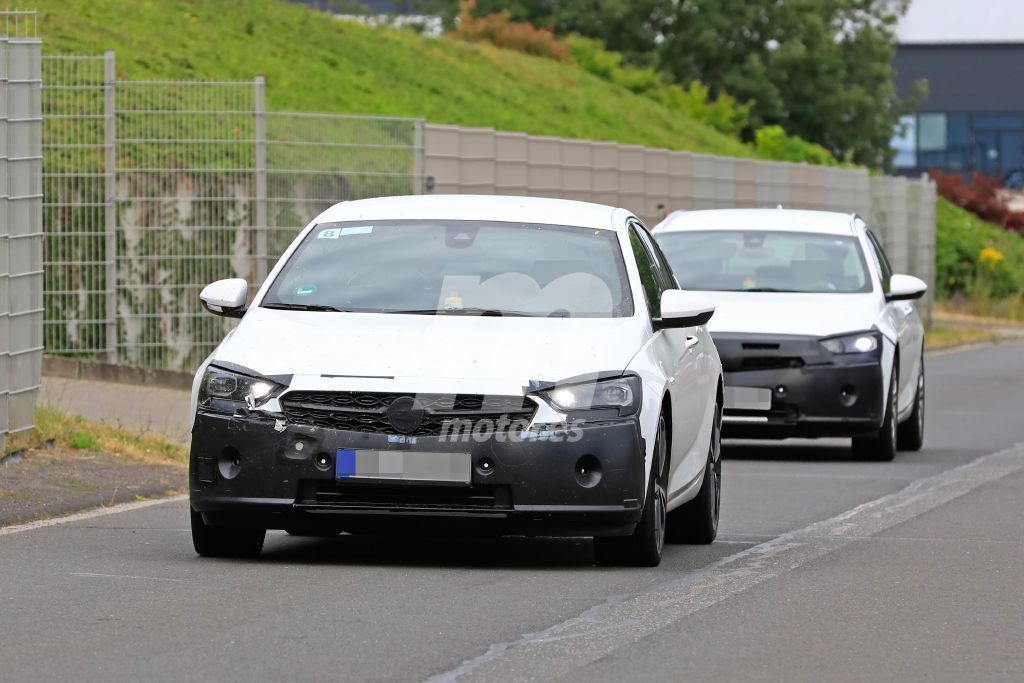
left=653, top=209, right=926, bottom=461
left=190, top=195, right=723, bottom=566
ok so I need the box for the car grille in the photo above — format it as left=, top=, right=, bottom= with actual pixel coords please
left=303, top=482, right=513, bottom=511
left=738, top=357, right=806, bottom=371
left=280, top=391, right=536, bottom=436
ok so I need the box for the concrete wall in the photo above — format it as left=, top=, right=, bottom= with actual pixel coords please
left=423, top=123, right=936, bottom=323
left=1, top=13, right=44, bottom=449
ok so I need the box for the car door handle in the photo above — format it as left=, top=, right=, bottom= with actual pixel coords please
left=685, top=335, right=699, bottom=349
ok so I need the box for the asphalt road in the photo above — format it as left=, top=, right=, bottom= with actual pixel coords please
left=2, top=342, right=1023, bottom=682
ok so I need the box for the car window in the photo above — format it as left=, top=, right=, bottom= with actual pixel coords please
left=629, top=225, right=664, bottom=318
left=632, top=221, right=678, bottom=290
left=262, top=220, right=635, bottom=318
left=865, top=229, right=893, bottom=294
left=655, top=229, right=872, bottom=294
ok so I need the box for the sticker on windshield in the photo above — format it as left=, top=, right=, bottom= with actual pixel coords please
left=294, top=284, right=317, bottom=297
left=340, top=225, right=373, bottom=236
left=317, top=228, right=341, bottom=239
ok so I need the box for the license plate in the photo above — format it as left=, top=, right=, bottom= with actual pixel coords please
left=335, top=449, right=471, bottom=484
left=724, top=386, right=773, bottom=411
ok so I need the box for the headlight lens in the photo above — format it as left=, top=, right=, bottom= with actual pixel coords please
left=821, top=332, right=880, bottom=355
left=538, top=376, right=641, bottom=415
left=199, top=366, right=283, bottom=410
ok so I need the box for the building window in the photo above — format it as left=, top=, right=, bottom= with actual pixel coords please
left=892, top=115, right=917, bottom=169
left=918, top=113, right=948, bottom=152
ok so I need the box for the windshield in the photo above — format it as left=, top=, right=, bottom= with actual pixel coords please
left=655, top=230, right=871, bottom=293
left=262, top=220, right=634, bottom=317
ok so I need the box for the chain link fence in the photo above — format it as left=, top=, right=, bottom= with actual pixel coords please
left=42, top=53, right=424, bottom=370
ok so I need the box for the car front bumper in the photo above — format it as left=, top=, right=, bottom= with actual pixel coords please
left=189, top=411, right=647, bottom=537
left=714, top=333, right=885, bottom=439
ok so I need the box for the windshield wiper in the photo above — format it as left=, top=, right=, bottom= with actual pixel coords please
left=386, top=307, right=540, bottom=317
left=721, top=287, right=800, bottom=293
left=262, top=302, right=348, bottom=312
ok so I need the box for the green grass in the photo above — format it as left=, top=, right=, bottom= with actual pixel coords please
left=935, top=197, right=1024, bottom=315
left=925, top=325, right=1010, bottom=351
left=36, top=0, right=754, bottom=157
left=6, top=406, right=188, bottom=466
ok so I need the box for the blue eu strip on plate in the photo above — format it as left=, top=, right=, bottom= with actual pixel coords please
left=336, top=448, right=356, bottom=478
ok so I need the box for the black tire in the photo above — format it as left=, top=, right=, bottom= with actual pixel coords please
left=594, top=414, right=668, bottom=567
left=666, top=400, right=721, bottom=544
left=852, top=363, right=898, bottom=461
left=191, top=508, right=265, bottom=558
left=897, top=355, right=925, bottom=451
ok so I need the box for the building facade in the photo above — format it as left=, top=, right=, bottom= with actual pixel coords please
left=891, top=1, right=1024, bottom=179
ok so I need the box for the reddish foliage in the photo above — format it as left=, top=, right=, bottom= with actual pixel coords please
left=454, top=0, right=571, bottom=62
left=930, top=170, right=1024, bottom=234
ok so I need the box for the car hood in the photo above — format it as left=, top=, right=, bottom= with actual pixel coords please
left=212, top=307, right=647, bottom=394
left=704, top=291, right=880, bottom=338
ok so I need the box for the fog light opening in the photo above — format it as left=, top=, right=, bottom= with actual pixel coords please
left=839, top=384, right=858, bottom=407
left=574, top=454, right=602, bottom=488
left=217, top=446, right=242, bottom=480
left=314, top=453, right=332, bottom=471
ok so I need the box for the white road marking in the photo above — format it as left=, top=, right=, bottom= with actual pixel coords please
left=425, top=442, right=1024, bottom=683
left=69, top=572, right=191, bottom=583
left=0, top=494, right=188, bottom=537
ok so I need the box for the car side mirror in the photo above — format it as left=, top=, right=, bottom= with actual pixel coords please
left=200, top=278, right=248, bottom=318
left=653, top=289, right=716, bottom=329
left=887, top=274, right=927, bottom=302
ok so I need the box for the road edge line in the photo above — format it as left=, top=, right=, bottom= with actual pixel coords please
left=0, top=493, right=188, bottom=537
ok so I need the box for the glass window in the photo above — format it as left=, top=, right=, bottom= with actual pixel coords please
left=655, top=230, right=872, bottom=294
left=263, top=220, right=635, bottom=318
left=971, top=113, right=1024, bottom=130
left=629, top=226, right=664, bottom=318
left=865, top=230, right=893, bottom=294
left=918, top=113, right=948, bottom=152
left=892, top=115, right=917, bottom=169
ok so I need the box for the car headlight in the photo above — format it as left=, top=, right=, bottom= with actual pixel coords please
left=537, top=376, right=641, bottom=416
left=820, top=331, right=880, bottom=355
left=198, top=366, right=284, bottom=411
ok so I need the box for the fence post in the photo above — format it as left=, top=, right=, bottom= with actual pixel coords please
left=253, top=76, right=268, bottom=285
left=412, top=119, right=424, bottom=194
left=103, top=50, right=117, bottom=363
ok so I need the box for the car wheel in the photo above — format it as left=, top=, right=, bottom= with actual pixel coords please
left=594, top=414, right=668, bottom=567
left=191, top=508, right=265, bottom=558
left=666, top=400, right=721, bottom=544
left=852, top=362, right=898, bottom=461
left=897, top=355, right=925, bottom=451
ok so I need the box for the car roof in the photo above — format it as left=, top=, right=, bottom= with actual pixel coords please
left=653, top=208, right=858, bottom=236
left=315, top=195, right=625, bottom=231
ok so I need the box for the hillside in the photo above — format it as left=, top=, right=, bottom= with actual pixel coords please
left=35, top=0, right=753, bottom=157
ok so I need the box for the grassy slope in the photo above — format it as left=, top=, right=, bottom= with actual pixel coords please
left=36, top=0, right=752, bottom=156
left=936, top=198, right=1024, bottom=293
left=36, top=1, right=1024, bottom=308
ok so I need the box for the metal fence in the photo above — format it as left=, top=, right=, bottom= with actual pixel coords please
left=42, top=53, right=937, bottom=374
left=424, top=124, right=938, bottom=324
left=2, top=10, right=44, bottom=446
left=42, top=53, right=423, bottom=370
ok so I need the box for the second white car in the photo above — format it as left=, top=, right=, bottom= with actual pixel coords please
left=654, top=208, right=927, bottom=460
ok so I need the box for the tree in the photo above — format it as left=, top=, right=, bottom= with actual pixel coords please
left=447, top=0, right=923, bottom=170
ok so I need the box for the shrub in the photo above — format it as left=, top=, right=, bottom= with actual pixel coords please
left=935, top=198, right=1024, bottom=301
left=931, top=170, right=1024, bottom=234
left=753, top=125, right=835, bottom=166
left=453, top=0, right=570, bottom=62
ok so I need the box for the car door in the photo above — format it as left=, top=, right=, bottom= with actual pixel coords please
left=628, top=222, right=706, bottom=490
left=865, top=228, right=923, bottom=414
